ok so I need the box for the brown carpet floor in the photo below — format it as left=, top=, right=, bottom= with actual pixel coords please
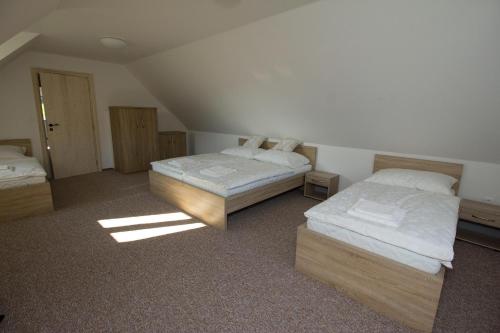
left=0, top=170, right=499, bottom=333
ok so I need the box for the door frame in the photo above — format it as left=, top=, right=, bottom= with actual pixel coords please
left=30, top=68, right=102, bottom=177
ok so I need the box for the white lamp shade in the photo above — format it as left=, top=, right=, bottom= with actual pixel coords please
left=100, top=37, right=127, bottom=49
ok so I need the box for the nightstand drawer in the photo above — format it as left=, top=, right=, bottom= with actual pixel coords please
left=459, top=210, right=499, bottom=229
left=459, top=199, right=500, bottom=229
left=305, top=174, right=330, bottom=186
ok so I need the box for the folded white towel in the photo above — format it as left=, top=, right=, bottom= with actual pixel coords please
left=0, top=165, right=10, bottom=170
left=347, top=199, right=406, bottom=227
left=199, top=166, right=237, bottom=178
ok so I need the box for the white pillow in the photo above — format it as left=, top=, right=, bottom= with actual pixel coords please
left=272, top=138, right=301, bottom=152
left=242, top=136, right=266, bottom=149
left=255, top=150, right=310, bottom=168
left=364, top=168, right=457, bottom=195
left=0, top=145, right=26, bottom=159
left=221, top=147, right=265, bottom=159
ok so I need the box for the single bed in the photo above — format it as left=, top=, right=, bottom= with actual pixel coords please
left=149, top=138, right=317, bottom=230
left=0, top=139, right=54, bottom=222
left=295, top=154, right=463, bottom=333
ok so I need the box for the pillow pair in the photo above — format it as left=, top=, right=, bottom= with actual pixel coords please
left=242, top=135, right=302, bottom=152
left=221, top=146, right=310, bottom=168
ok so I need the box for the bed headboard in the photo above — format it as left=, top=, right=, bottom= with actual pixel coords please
left=373, top=154, right=463, bottom=193
left=0, top=138, right=32, bottom=156
left=238, top=138, right=317, bottom=170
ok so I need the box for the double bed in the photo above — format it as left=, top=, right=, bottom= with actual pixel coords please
left=149, top=138, right=317, bottom=230
left=0, top=139, right=54, bottom=222
left=295, top=154, right=463, bottom=332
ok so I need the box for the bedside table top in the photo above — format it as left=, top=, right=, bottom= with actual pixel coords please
left=460, top=199, right=500, bottom=214
left=307, top=170, right=339, bottom=180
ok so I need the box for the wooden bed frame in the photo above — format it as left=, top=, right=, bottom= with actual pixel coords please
left=149, top=138, right=317, bottom=230
left=295, top=154, right=463, bottom=333
left=0, top=139, right=54, bottom=223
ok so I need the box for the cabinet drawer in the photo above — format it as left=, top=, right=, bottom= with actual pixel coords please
left=459, top=210, right=499, bottom=229
left=306, top=174, right=330, bottom=186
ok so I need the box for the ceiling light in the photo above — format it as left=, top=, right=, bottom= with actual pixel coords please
left=100, top=37, right=127, bottom=49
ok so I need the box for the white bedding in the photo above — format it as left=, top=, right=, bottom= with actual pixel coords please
left=304, top=181, right=460, bottom=270
left=307, top=218, right=442, bottom=274
left=0, top=156, right=47, bottom=189
left=151, top=153, right=311, bottom=197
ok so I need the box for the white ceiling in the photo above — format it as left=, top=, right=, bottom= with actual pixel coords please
left=24, top=0, right=319, bottom=63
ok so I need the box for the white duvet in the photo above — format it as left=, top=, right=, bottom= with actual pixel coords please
left=183, top=157, right=294, bottom=192
left=152, top=154, right=236, bottom=175
left=304, top=181, right=460, bottom=267
left=0, top=157, right=46, bottom=181
left=151, top=153, right=308, bottom=197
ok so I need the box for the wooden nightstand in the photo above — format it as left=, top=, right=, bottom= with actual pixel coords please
left=304, top=171, right=339, bottom=201
left=457, top=199, right=500, bottom=251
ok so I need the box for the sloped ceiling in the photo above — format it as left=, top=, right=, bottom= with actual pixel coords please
left=128, top=0, right=500, bottom=164
left=26, top=0, right=319, bottom=63
left=0, top=0, right=60, bottom=44
left=0, top=32, right=40, bottom=68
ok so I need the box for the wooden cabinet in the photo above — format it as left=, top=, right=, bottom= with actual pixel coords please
left=159, top=131, right=187, bottom=159
left=109, top=106, right=159, bottom=173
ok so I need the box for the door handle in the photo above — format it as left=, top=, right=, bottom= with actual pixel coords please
left=48, top=123, right=60, bottom=131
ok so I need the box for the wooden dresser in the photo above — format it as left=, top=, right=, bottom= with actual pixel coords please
left=159, top=131, right=187, bottom=160
left=109, top=106, right=159, bottom=173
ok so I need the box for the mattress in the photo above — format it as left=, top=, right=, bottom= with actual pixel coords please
left=0, top=156, right=47, bottom=189
left=304, top=181, right=460, bottom=271
left=307, top=217, right=442, bottom=274
left=151, top=153, right=311, bottom=197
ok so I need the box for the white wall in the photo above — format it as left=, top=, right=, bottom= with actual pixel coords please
left=0, top=51, right=186, bottom=168
left=189, top=131, right=500, bottom=205
left=130, top=0, right=500, bottom=164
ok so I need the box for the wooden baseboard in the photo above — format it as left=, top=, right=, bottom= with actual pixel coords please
left=295, top=224, right=444, bottom=332
left=0, top=182, right=54, bottom=222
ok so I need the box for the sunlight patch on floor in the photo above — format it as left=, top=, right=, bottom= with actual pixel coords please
left=98, top=212, right=192, bottom=228
left=110, top=222, right=207, bottom=243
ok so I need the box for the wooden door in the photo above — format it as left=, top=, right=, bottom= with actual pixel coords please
left=110, top=107, right=142, bottom=173
left=139, top=109, right=159, bottom=168
left=159, top=132, right=186, bottom=159
left=158, top=134, right=169, bottom=160
left=165, top=135, right=174, bottom=158
left=39, top=72, right=100, bottom=179
left=173, top=133, right=187, bottom=157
